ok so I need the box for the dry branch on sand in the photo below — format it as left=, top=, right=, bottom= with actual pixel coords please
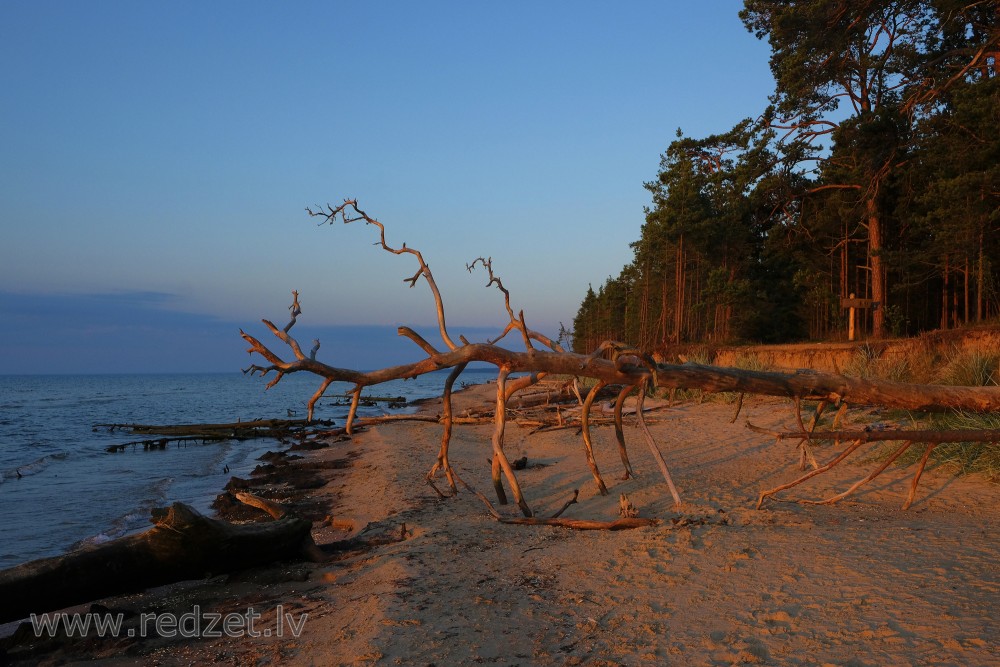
left=747, top=422, right=1000, bottom=509
left=242, top=199, right=1000, bottom=517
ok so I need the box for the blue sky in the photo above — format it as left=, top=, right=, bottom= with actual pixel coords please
left=0, top=1, right=774, bottom=374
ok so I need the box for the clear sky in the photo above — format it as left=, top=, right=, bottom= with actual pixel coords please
left=0, top=1, right=774, bottom=374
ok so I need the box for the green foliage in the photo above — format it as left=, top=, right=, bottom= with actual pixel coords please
left=572, top=1, right=1000, bottom=352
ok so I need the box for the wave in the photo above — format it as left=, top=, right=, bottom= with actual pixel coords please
left=1, top=372, right=472, bottom=564
left=0, top=451, right=69, bottom=482
left=72, top=476, right=175, bottom=549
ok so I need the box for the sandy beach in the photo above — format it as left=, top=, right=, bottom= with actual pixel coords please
left=3, top=382, right=999, bottom=666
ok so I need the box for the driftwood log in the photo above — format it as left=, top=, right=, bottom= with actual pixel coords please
left=241, top=199, right=1000, bottom=517
left=0, top=503, right=314, bottom=624
left=96, top=418, right=335, bottom=452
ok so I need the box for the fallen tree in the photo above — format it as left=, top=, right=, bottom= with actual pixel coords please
left=241, top=199, right=1000, bottom=516
left=0, top=503, right=315, bottom=625
left=96, top=418, right=335, bottom=452
left=747, top=423, right=1000, bottom=509
left=5, top=199, right=997, bottom=624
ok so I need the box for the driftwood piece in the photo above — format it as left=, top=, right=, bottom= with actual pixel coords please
left=746, top=424, right=1000, bottom=445
left=234, top=491, right=287, bottom=519
left=427, top=361, right=468, bottom=493
left=0, top=503, right=313, bottom=624
left=99, top=418, right=337, bottom=453
left=454, top=471, right=656, bottom=531
left=751, top=423, right=1000, bottom=508
left=636, top=380, right=682, bottom=506
left=904, top=444, right=936, bottom=510
left=580, top=379, right=610, bottom=495
left=551, top=489, right=580, bottom=518
left=490, top=368, right=532, bottom=516
left=95, top=418, right=333, bottom=436
left=612, top=384, right=636, bottom=479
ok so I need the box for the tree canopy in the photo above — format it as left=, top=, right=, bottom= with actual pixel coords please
left=572, top=0, right=999, bottom=353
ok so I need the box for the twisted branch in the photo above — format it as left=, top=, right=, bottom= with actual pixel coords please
left=308, top=200, right=459, bottom=351
left=243, top=199, right=1000, bottom=519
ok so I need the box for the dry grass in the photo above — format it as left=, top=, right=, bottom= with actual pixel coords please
left=856, top=344, right=1000, bottom=481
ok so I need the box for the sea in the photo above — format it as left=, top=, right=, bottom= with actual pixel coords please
left=0, top=369, right=498, bottom=570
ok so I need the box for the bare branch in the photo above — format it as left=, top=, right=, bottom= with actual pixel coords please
left=307, top=199, right=458, bottom=351
left=239, top=199, right=1000, bottom=522
left=398, top=326, right=441, bottom=356
left=580, top=380, right=610, bottom=496
left=636, top=379, right=682, bottom=507
left=283, top=290, right=301, bottom=333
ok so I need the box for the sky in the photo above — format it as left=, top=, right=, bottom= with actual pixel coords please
left=0, top=1, right=775, bottom=374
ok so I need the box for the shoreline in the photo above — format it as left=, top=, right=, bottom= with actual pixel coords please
left=3, top=384, right=999, bottom=665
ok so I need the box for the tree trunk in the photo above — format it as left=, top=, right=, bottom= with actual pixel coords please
left=941, top=254, right=950, bottom=330
left=867, top=197, right=886, bottom=339
left=977, top=229, right=985, bottom=322
left=0, top=503, right=313, bottom=624
left=674, top=235, right=684, bottom=343
left=964, top=255, right=970, bottom=325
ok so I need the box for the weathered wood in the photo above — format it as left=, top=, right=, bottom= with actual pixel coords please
left=241, top=199, right=1000, bottom=518
left=490, top=368, right=532, bottom=516
left=98, top=418, right=336, bottom=452
left=756, top=439, right=866, bottom=509
left=243, top=337, right=1000, bottom=414
left=752, top=424, right=1000, bottom=507
left=636, top=380, right=682, bottom=506
left=332, top=393, right=407, bottom=404
left=428, top=361, right=468, bottom=492
left=0, top=503, right=312, bottom=624
left=746, top=423, right=1000, bottom=444
left=95, top=418, right=332, bottom=435
left=612, top=384, right=636, bottom=479
left=234, top=491, right=288, bottom=519
left=580, top=379, right=610, bottom=495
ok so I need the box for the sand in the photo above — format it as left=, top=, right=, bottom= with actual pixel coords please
left=4, top=384, right=999, bottom=665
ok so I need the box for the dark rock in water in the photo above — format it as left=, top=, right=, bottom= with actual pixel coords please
left=252, top=463, right=278, bottom=477
left=288, top=439, right=330, bottom=451
left=224, top=476, right=252, bottom=491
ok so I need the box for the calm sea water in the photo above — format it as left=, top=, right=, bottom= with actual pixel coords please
left=0, top=369, right=497, bottom=569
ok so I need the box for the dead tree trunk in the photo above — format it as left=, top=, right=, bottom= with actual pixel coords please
left=240, top=199, right=1000, bottom=518
left=0, top=503, right=314, bottom=624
